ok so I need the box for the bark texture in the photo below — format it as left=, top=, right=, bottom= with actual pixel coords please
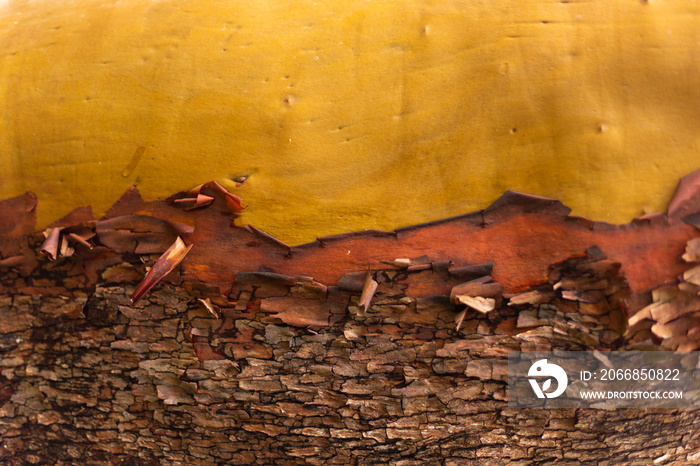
left=1, top=254, right=698, bottom=465
left=2, top=174, right=700, bottom=464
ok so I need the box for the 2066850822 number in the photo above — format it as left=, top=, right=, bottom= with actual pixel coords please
left=599, top=368, right=680, bottom=381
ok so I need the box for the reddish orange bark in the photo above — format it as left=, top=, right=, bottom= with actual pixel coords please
left=1, top=171, right=699, bottom=302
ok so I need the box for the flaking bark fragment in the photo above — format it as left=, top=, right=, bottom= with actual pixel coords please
left=380, top=258, right=411, bottom=268
left=174, top=194, right=214, bottom=210
left=450, top=276, right=503, bottom=309
left=357, top=269, right=378, bottom=315
left=186, top=181, right=244, bottom=214
left=198, top=298, right=220, bottom=319
left=453, top=295, right=496, bottom=314
left=508, top=289, right=553, bottom=306
left=66, top=232, right=93, bottom=249
left=59, top=235, right=74, bottom=258
left=454, top=309, right=467, bottom=331
left=40, top=227, right=62, bottom=261
left=683, top=265, right=700, bottom=286
left=131, top=236, right=192, bottom=304
left=682, top=238, right=700, bottom=262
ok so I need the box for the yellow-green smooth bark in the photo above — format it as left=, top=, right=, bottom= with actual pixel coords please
left=1, top=0, right=699, bottom=244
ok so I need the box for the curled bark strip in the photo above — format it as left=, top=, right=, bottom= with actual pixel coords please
left=198, top=298, right=220, bottom=319
left=40, top=227, right=62, bottom=261
left=0, top=255, right=26, bottom=268
left=187, top=181, right=244, bottom=214
left=60, top=236, right=75, bottom=258
left=130, top=237, right=193, bottom=304
left=380, top=258, right=411, bottom=269
left=454, top=309, right=467, bottom=331
left=174, top=194, right=214, bottom=210
left=67, top=232, right=94, bottom=249
left=358, top=269, right=378, bottom=314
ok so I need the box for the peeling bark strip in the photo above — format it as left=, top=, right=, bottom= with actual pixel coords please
left=130, top=237, right=193, bottom=304
left=1, top=172, right=700, bottom=463
left=358, top=269, right=378, bottom=315
left=39, top=227, right=61, bottom=261
left=2, top=169, right=700, bottom=303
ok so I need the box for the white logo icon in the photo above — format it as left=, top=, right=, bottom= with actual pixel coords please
left=528, top=359, right=568, bottom=399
